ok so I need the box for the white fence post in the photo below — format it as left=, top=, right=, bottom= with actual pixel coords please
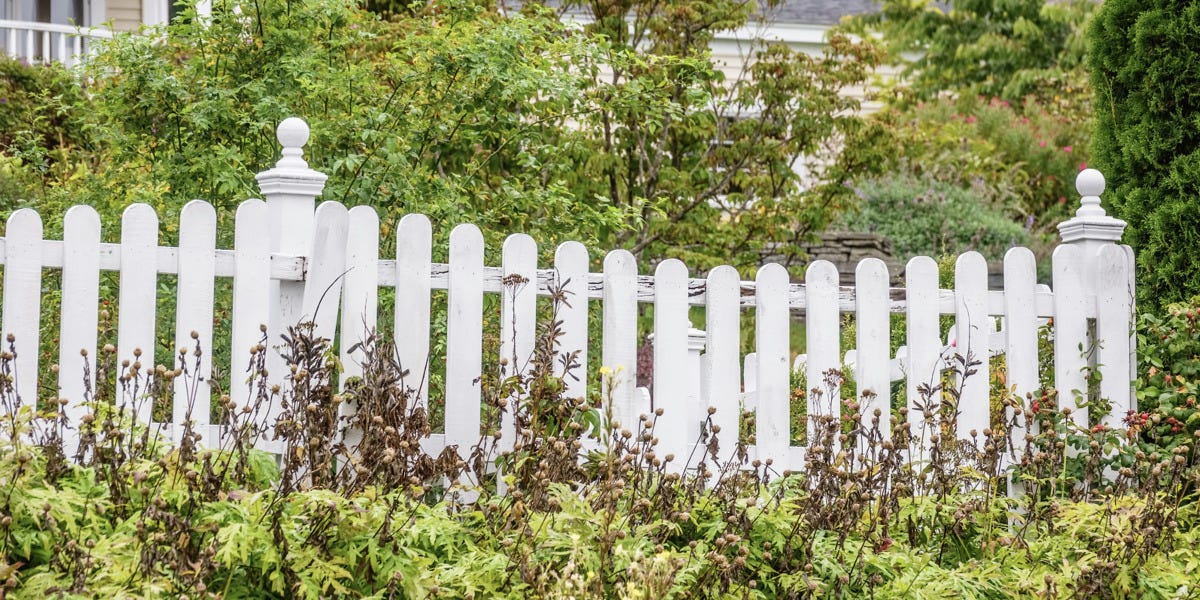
left=1056, top=169, right=1134, bottom=425
left=253, top=118, right=328, bottom=449
left=256, top=118, right=328, bottom=337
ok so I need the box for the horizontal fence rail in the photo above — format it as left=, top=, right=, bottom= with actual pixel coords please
left=0, top=238, right=1063, bottom=316
left=0, top=118, right=1137, bottom=482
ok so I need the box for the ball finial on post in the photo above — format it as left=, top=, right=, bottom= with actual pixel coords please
left=1074, top=168, right=1107, bottom=218
left=274, top=117, right=311, bottom=169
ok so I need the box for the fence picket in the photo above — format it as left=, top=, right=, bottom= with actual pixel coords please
left=756, top=263, right=791, bottom=466
left=1, top=209, right=43, bottom=409
left=704, top=265, right=741, bottom=466
left=230, top=200, right=272, bottom=448
left=1003, top=248, right=1039, bottom=450
left=341, top=206, right=380, bottom=383
left=173, top=200, right=217, bottom=445
left=805, top=261, right=840, bottom=445
left=653, top=259, right=690, bottom=471
left=58, top=206, right=100, bottom=437
left=955, top=252, right=990, bottom=443
left=602, top=250, right=638, bottom=433
left=446, top=224, right=485, bottom=467
left=1097, top=244, right=1132, bottom=430
left=301, top=202, right=349, bottom=342
left=553, top=242, right=589, bottom=402
left=395, top=214, right=433, bottom=406
left=116, top=204, right=158, bottom=424
left=499, top=234, right=537, bottom=457
left=904, top=256, right=939, bottom=456
left=855, top=258, right=891, bottom=440
left=339, top=205, right=380, bottom=452
left=1052, top=244, right=1088, bottom=428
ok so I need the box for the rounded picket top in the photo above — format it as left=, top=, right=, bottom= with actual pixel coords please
left=757, top=261, right=789, bottom=287
left=63, top=204, right=101, bottom=232
left=397, top=213, right=433, bottom=254
left=655, top=257, right=688, bottom=279
left=180, top=198, right=217, bottom=224
left=707, top=264, right=738, bottom=283
left=314, top=200, right=350, bottom=223
left=277, top=117, right=311, bottom=150
left=6, top=207, right=42, bottom=232
left=1076, top=168, right=1105, bottom=198
left=855, top=257, right=889, bottom=283
left=347, top=205, right=381, bottom=259
left=121, top=202, right=159, bottom=225
left=1051, top=240, right=1082, bottom=265
left=554, top=241, right=588, bottom=271
left=398, top=212, right=431, bottom=231
left=1003, top=245, right=1036, bottom=268
left=449, top=222, right=484, bottom=249
left=804, top=259, right=838, bottom=287
left=603, top=248, right=636, bottom=273
left=906, top=255, right=938, bottom=278
left=502, top=233, right=537, bottom=261
left=955, top=251, right=987, bottom=276
left=234, top=198, right=267, bottom=222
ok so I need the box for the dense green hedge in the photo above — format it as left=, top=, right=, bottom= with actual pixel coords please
left=1088, top=0, right=1200, bottom=311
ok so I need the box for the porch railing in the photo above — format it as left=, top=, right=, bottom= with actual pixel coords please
left=0, top=19, right=113, bottom=67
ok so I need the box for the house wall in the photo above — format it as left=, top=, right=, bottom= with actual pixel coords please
left=709, top=22, right=897, bottom=115
left=105, top=0, right=140, bottom=30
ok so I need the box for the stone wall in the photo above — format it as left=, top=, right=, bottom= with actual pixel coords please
left=768, top=232, right=1010, bottom=288
left=798, top=232, right=903, bottom=286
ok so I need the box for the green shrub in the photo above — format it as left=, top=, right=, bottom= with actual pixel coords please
left=838, top=175, right=1034, bottom=261
left=870, top=94, right=1091, bottom=233
left=844, top=0, right=1094, bottom=109
left=0, top=57, right=90, bottom=208
left=1089, top=0, right=1200, bottom=311
left=1131, top=296, right=1200, bottom=451
left=0, top=57, right=86, bottom=150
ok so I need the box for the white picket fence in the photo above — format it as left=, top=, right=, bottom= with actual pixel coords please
left=0, top=118, right=1135, bottom=475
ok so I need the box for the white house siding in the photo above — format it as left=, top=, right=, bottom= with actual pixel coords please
left=105, top=0, right=139, bottom=30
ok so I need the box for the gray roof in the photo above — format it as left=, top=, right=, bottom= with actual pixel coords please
left=769, top=0, right=880, bottom=25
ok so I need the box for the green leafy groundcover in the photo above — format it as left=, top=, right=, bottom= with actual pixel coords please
left=2, top=318, right=1199, bottom=599
left=5, top=446, right=1200, bottom=599
left=9, top=468, right=1200, bottom=600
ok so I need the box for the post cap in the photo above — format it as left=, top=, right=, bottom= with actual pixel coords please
left=274, top=117, right=312, bottom=170
left=256, top=116, right=327, bottom=195
left=1074, top=168, right=1108, bottom=219
left=1059, top=168, right=1125, bottom=243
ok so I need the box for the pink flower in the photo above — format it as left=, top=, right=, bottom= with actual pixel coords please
left=965, top=115, right=977, bottom=124
left=1038, top=140, right=1047, bottom=148
left=1062, top=146, right=1073, bottom=153
left=1079, top=162, right=1087, bottom=171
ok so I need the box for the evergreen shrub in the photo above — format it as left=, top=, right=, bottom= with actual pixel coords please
left=1088, top=0, right=1200, bottom=310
